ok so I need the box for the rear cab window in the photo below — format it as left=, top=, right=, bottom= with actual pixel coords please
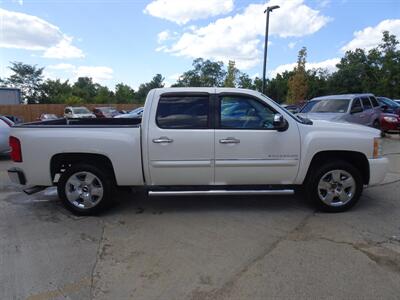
left=351, top=98, right=363, bottom=111
left=156, top=94, right=210, bottom=129
left=369, top=96, right=379, bottom=107
left=361, top=97, right=372, bottom=110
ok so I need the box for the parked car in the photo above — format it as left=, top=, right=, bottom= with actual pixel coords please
left=394, top=100, right=400, bottom=105
left=8, top=88, right=388, bottom=215
left=114, top=107, right=144, bottom=118
left=380, top=113, right=400, bottom=134
left=64, top=106, right=96, bottom=119
left=377, top=97, right=400, bottom=116
left=4, top=115, right=23, bottom=124
left=297, top=94, right=382, bottom=128
left=281, top=104, right=300, bottom=114
left=93, top=107, right=120, bottom=118
left=0, top=116, right=13, bottom=154
left=38, top=114, right=59, bottom=121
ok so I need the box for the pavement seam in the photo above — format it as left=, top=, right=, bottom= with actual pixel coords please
left=90, top=220, right=106, bottom=300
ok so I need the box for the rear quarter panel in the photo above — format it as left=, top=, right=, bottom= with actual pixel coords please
left=10, top=126, right=143, bottom=186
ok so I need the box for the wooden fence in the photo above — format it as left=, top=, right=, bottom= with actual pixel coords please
left=0, top=104, right=141, bottom=122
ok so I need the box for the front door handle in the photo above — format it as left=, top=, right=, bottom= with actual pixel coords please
left=152, top=137, right=174, bottom=144
left=219, top=137, right=240, bottom=144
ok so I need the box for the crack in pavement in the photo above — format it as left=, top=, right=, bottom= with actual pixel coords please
left=190, top=211, right=317, bottom=300
left=312, top=237, right=400, bottom=274
left=90, top=220, right=106, bottom=300
left=190, top=210, right=400, bottom=300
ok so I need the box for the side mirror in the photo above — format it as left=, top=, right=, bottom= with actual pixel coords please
left=350, top=106, right=363, bottom=114
left=381, top=105, right=388, bottom=111
left=273, top=114, right=288, bottom=132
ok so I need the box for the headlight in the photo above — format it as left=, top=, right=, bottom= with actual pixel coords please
left=383, top=116, right=398, bottom=123
left=373, top=137, right=383, bottom=159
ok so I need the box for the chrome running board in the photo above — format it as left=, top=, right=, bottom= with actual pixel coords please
left=148, top=189, right=294, bottom=196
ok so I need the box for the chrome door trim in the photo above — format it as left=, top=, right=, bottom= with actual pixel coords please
left=151, top=160, right=213, bottom=168
left=215, top=159, right=298, bottom=167
left=148, top=189, right=294, bottom=196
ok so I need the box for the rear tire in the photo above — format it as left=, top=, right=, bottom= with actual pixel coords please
left=305, top=161, right=363, bottom=212
left=58, top=164, right=114, bottom=215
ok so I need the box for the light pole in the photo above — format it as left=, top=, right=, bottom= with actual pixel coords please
left=262, top=5, right=279, bottom=95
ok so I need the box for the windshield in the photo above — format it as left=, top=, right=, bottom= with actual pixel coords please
left=308, top=99, right=350, bottom=113
left=300, top=100, right=319, bottom=113
left=72, top=107, right=90, bottom=114
left=100, top=107, right=117, bottom=113
left=130, top=107, right=143, bottom=114
left=378, top=97, right=400, bottom=108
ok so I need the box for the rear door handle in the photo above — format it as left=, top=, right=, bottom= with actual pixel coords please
left=219, top=137, right=240, bottom=144
left=152, top=137, right=174, bottom=144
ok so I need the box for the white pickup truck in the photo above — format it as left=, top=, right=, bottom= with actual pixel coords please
left=8, top=88, right=388, bottom=214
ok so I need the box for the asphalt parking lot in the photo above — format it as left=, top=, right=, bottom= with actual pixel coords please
left=1, top=136, right=399, bottom=300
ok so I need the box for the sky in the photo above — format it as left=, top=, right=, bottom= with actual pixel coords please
left=0, top=0, right=399, bottom=90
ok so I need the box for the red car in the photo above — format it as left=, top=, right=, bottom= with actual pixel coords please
left=380, top=113, right=400, bottom=133
left=93, top=107, right=120, bottom=118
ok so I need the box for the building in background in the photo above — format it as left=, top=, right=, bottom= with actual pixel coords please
left=0, top=88, right=21, bottom=105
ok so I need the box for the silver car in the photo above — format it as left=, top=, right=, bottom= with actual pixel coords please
left=0, top=116, right=13, bottom=154
left=298, top=94, right=382, bottom=128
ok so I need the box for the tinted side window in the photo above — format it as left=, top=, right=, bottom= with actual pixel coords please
left=361, top=97, right=372, bottom=109
left=351, top=98, right=362, bottom=110
left=369, top=96, right=379, bottom=107
left=219, top=96, right=275, bottom=129
left=156, top=96, right=209, bottom=129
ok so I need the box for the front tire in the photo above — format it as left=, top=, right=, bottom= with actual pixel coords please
left=306, top=161, right=363, bottom=212
left=58, top=164, right=114, bottom=215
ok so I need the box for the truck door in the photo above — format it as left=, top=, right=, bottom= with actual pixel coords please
left=147, top=92, right=214, bottom=185
left=214, top=93, right=300, bottom=185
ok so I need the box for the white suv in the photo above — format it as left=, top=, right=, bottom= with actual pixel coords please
left=64, top=106, right=96, bottom=119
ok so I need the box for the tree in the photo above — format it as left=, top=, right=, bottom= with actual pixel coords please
left=265, top=71, right=293, bottom=103
left=135, top=74, right=165, bottom=102
left=40, top=79, right=72, bottom=104
left=329, top=49, right=369, bottom=94
left=377, top=31, right=400, bottom=98
left=115, top=83, right=135, bottom=103
left=65, top=95, right=84, bottom=105
left=5, top=62, right=44, bottom=103
left=173, top=58, right=226, bottom=87
left=224, top=60, right=239, bottom=87
left=93, top=86, right=114, bottom=104
left=237, top=73, right=254, bottom=89
left=286, top=47, right=308, bottom=104
left=72, top=77, right=97, bottom=102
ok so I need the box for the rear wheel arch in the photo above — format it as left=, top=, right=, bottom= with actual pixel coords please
left=304, top=150, right=370, bottom=185
left=50, top=153, right=117, bottom=185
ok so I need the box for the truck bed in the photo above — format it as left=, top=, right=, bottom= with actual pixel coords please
left=16, top=118, right=141, bottom=127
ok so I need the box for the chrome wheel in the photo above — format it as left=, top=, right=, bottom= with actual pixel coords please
left=65, top=171, right=104, bottom=209
left=317, top=169, right=356, bottom=207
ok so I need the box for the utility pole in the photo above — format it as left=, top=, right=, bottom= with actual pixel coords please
left=262, top=5, right=280, bottom=94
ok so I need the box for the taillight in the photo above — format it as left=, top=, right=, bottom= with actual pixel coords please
left=9, top=136, right=22, bottom=162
